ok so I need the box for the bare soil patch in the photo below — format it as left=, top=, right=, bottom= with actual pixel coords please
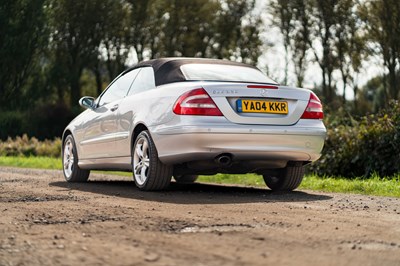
left=1, top=167, right=400, bottom=265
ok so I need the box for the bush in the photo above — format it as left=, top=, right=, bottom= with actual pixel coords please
left=0, top=103, right=77, bottom=141
left=309, top=101, right=400, bottom=178
left=0, top=111, right=26, bottom=140
left=28, top=103, right=76, bottom=140
left=0, top=134, right=61, bottom=157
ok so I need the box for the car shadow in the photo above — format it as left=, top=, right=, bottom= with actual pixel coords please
left=49, top=179, right=332, bottom=205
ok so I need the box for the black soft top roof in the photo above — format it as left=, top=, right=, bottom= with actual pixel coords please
left=124, top=58, right=259, bottom=86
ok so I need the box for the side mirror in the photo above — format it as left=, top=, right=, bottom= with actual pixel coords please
left=79, top=96, right=95, bottom=110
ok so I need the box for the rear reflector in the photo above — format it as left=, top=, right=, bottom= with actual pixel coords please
left=247, top=85, right=278, bottom=89
left=301, top=92, right=324, bottom=119
left=173, top=88, right=223, bottom=116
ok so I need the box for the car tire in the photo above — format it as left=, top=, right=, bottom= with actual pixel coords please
left=62, top=135, right=90, bottom=182
left=174, top=175, right=198, bottom=183
left=263, top=163, right=304, bottom=191
left=132, top=130, right=172, bottom=191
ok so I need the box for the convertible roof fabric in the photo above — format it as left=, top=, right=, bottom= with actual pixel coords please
left=125, top=58, right=258, bottom=86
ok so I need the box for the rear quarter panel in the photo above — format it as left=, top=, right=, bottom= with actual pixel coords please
left=116, top=82, right=206, bottom=156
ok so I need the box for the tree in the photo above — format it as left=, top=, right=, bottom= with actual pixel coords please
left=156, top=0, right=222, bottom=58
left=100, top=1, right=130, bottom=82
left=291, top=0, right=312, bottom=87
left=357, top=75, right=386, bottom=114
left=125, top=0, right=262, bottom=64
left=309, top=0, right=339, bottom=103
left=271, top=0, right=365, bottom=106
left=85, top=0, right=131, bottom=96
left=0, top=0, right=47, bottom=110
left=334, top=0, right=365, bottom=105
left=214, top=0, right=262, bottom=65
left=270, top=0, right=292, bottom=84
left=360, top=0, right=400, bottom=103
left=49, top=0, right=115, bottom=108
left=271, top=0, right=312, bottom=87
left=126, top=0, right=154, bottom=62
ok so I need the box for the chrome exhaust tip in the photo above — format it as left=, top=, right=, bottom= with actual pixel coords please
left=215, top=154, right=232, bottom=167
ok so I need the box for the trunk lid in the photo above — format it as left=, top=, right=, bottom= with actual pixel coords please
left=202, top=83, right=310, bottom=125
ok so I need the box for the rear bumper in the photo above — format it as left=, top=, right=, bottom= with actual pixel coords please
left=151, top=121, right=326, bottom=165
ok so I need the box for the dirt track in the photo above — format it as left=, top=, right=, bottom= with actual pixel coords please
left=0, top=167, right=400, bottom=266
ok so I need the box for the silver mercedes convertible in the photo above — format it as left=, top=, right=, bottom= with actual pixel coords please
left=62, top=58, right=326, bottom=191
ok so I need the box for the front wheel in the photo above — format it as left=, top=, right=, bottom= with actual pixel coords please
left=263, top=163, right=304, bottom=191
left=132, top=131, right=172, bottom=191
left=62, top=135, right=90, bottom=182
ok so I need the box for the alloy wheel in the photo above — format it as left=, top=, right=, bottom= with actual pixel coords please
left=63, top=139, right=74, bottom=179
left=133, top=136, right=150, bottom=186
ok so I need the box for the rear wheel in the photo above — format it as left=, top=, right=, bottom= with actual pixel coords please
left=62, top=135, right=90, bottom=182
left=174, top=175, right=198, bottom=183
left=132, top=130, right=172, bottom=191
left=263, top=163, right=304, bottom=191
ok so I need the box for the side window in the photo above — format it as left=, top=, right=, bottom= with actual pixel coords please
left=127, top=67, right=156, bottom=96
left=98, top=68, right=140, bottom=106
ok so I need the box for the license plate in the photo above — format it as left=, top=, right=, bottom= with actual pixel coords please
left=237, top=99, right=288, bottom=114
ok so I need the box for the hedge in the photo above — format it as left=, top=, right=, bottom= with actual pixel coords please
left=0, top=103, right=76, bottom=141
left=309, top=101, right=400, bottom=178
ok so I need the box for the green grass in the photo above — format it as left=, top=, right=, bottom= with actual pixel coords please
left=0, top=156, right=131, bottom=177
left=199, top=173, right=400, bottom=197
left=300, top=174, right=400, bottom=198
left=198, top=173, right=265, bottom=187
left=1, top=156, right=399, bottom=198
left=0, top=156, right=62, bottom=169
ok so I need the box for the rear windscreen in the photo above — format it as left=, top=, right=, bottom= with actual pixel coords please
left=180, top=64, right=277, bottom=84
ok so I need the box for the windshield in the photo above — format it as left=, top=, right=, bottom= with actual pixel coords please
left=180, top=63, right=277, bottom=84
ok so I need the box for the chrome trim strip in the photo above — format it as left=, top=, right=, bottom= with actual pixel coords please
left=115, top=132, right=129, bottom=141
left=80, top=132, right=129, bottom=146
left=80, top=134, right=115, bottom=146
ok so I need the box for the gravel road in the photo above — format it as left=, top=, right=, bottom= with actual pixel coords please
left=0, top=166, right=399, bottom=266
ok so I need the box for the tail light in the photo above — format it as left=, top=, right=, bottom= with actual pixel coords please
left=301, top=92, right=324, bottom=119
left=173, top=88, right=223, bottom=116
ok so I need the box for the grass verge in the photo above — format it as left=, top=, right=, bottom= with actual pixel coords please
left=199, top=173, right=400, bottom=198
left=0, top=156, right=399, bottom=198
left=0, top=156, right=62, bottom=169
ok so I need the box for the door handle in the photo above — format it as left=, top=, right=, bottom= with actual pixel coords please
left=110, top=104, right=119, bottom=112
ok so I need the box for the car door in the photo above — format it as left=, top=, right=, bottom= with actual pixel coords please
left=115, top=67, right=156, bottom=157
left=79, top=68, right=140, bottom=159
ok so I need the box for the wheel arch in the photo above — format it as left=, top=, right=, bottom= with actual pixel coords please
left=61, top=129, right=72, bottom=143
left=62, top=129, right=73, bottom=149
left=61, top=129, right=81, bottom=161
left=131, top=123, right=149, bottom=155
